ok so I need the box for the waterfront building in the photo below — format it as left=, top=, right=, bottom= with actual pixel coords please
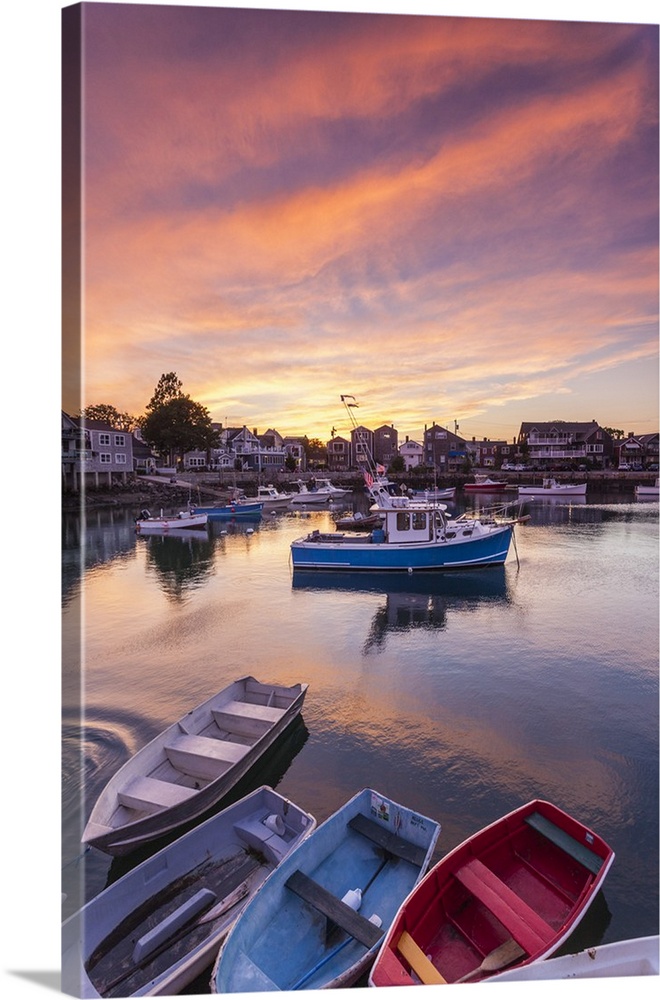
left=517, top=421, right=613, bottom=468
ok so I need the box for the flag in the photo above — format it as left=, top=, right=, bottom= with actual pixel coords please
left=364, top=471, right=374, bottom=487
left=376, top=464, right=385, bottom=474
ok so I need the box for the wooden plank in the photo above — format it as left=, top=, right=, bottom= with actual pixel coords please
left=397, top=931, right=447, bottom=984
left=525, top=812, right=603, bottom=875
left=454, top=858, right=553, bottom=956
left=221, top=699, right=286, bottom=722
left=285, top=870, right=384, bottom=949
left=348, top=814, right=426, bottom=867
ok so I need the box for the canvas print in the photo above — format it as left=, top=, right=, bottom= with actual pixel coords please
left=61, top=1, right=658, bottom=996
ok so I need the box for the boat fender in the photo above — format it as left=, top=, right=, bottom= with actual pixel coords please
left=341, top=888, right=362, bottom=910
left=369, top=914, right=383, bottom=928
left=264, top=813, right=286, bottom=836
left=140, top=509, right=151, bottom=520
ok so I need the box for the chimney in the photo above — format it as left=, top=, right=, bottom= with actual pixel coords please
left=406, top=435, right=409, bottom=443
left=253, top=428, right=258, bottom=437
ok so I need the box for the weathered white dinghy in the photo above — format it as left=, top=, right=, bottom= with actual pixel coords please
left=82, top=677, right=308, bottom=856
left=62, top=786, right=316, bottom=998
left=488, top=934, right=659, bottom=981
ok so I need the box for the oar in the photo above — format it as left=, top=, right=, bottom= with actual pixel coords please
left=455, top=938, right=526, bottom=983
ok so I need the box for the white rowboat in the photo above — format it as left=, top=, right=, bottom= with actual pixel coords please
left=488, top=934, right=659, bottom=981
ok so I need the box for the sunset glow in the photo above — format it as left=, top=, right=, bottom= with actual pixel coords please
left=65, top=2, right=659, bottom=442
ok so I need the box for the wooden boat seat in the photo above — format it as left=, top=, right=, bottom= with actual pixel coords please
left=117, top=776, right=198, bottom=813
left=525, top=812, right=603, bottom=875
left=164, top=734, right=249, bottom=780
left=347, top=814, right=427, bottom=868
left=396, top=930, right=447, bottom=984
left=285, top=870, right=384, bottom=949
left=454, top=857, right=554, bottom=955
left=212, top=700, right=287, bottom=739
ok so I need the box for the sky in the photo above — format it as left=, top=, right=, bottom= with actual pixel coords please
left=60, top=1, right=659, bottom=446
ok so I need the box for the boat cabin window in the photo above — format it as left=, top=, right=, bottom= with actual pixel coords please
left=396, top=511, right=428, bottom=532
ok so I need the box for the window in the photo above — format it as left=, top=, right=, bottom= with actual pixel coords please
left=115, top=454, right=126, bottom=464
left=99, top=433, right=110, bottom=445
left=114, top=434, right=125, bottom=446
left=396, top=512, right=410, bottom=531
left=412, top=512, right=426, bottom=531
left=100, top=453, right=111, bottom=464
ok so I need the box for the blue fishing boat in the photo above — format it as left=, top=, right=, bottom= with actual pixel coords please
left=290, top=479, right=524, bottom=572
left=211, top=788, right=440, bottom=992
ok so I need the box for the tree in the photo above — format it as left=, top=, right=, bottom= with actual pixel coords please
left=145, top=372, right=184, bottom=412
left=77, top=404, right=136, bottom=431
left=284, top=452, right=297, bottom=472
left=603, top=427, right=624, bottom=439
left=389, top=455, right=405, bottom=473
left=303, top=437, right=327, bottom=465
left=141, top=374, right=215, bottom=466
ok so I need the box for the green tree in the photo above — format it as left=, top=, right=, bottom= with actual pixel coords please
left=284, top=452, right=297, bottom=472
left=141, top=374, right=215, bottom=466
left=303, top=436, right=327, bottom=466
left=389, top=455, right=405, bottom=473
left=603, top=427, right=624, bottom=439
left=78, top=404, right=136, bottom=431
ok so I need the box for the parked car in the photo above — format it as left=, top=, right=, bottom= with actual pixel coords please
left=618, top=463, right=632, bottom=471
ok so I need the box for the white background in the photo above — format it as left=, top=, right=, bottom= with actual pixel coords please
left=3, top=1, right=657, bottom=997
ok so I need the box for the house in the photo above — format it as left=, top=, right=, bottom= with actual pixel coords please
left=615, top=432, right=659, bottom=469
left=399, top=436, right=423, bottom=471
left=282, top=437, right=307, bottom=471
left=62, top=411, right=133, bottom=490
left=466, top=437, right=506, bottom=468
left=326, top=435, right=351, bottom=472
left=373, top=424, right=398, bottom=468
left=350, top=424, right=375, bottom=470
left=131, top=430, right=157, bottom=474
left=517, top=421, right=613, bottom=468
left=423, top=423, right=468, bottom=472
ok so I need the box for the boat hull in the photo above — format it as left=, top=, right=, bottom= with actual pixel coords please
left=63, top=787, right=316, bottom=998
left=488, top=935, right=659, bottom=981
left=291, top=524, right=513, bottom=571
left=82, top=677, right=307, bottom=856
left=136, top=513, right=208, bottom=532
left=369, top=798, right=614, bottom=987
left=518, top=484, right=587, bottom=496
left=193, top=503, right=263, bottom=519
left=212, top=788, right=441, bottom=992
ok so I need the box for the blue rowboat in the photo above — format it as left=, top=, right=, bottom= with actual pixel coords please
left=290, top=480, right=523, bottom=572
left=211, top=788, right=441, bottom=992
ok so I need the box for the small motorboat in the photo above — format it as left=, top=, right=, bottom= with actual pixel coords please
left=488, top=934, right=659, bottom=981
left=368, top=798, right=614, bottom=987
left=256, top=484, right=296, bottom=508
left=334, top=511, right=384, bottom=531
left=211, top=788, right=441, bottom=992
left=82, top=676, right=308, bottom=856
left=191, top=498, right=263, bottom=519
left=635, top=478, right=659, bottom=497
left=62, top=786, right=316, bottom=998
left=462, top=475, right=510, bottom=492
left=135, top=507, right=208, bottom=533
left=518, top=478, right=587, bottom=497
left=407, top=487, right=456, bottom=501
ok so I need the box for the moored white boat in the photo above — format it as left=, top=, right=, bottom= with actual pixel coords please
left=211, top=788, right=441, bottom=992
left=256, top=484, right=295, bottom=508
left=635, top=478, right=659, bottom=497
left=487, top=934, right=659, bottom=981
left=407, top=486, right=456, bottom=501
left=135, top=508, right=208, bottom=533
left=518, top=478, right=587, bottom=497
left=82, top=676, right=308, bottom=856
left=62, top=786, right=316, bottom=998
left=368, top=798, right=615, bottom=987
left=290, top=478, right=350, bottom=504
left=291, top=479, right=525, bottom=572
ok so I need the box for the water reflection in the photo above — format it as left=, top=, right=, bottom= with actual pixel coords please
left=293, top=568, right=511, bottom=652
left=62, top=509, right=137, bottom=604
left=140, top=531, right=216, bottom=602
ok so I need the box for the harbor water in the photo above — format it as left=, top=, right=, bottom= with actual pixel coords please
left=61, top=489, right=659, bottom=990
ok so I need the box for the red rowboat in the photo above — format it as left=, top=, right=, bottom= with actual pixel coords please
left=368, top=799, right=614, bottom=987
